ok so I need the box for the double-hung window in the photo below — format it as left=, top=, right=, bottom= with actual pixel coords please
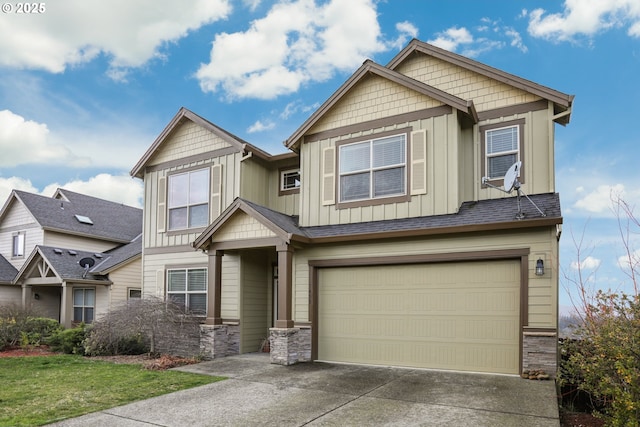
left=167, top=268, right=207, bottom=315
left=485, top=125, right=519, bottom=179
left=73, top=288, right=95, bottom=323
left=168, top=168, right=209, bottom=230
left=12, top=232, right=25, bottom=258
left=339, top=134, right=406, bottom=202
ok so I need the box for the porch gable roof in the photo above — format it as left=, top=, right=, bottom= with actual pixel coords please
left=193, top=198, right=308, bottom=250
left=16, top=246, right=112, bottom=285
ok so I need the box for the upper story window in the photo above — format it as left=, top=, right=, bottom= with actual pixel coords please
left=484, top=124, right=520, bottom=180
left=167, top=268, right=207, bottom=315
left=168, top=168, right=209, bottom=230
left=339, top=134, right=406, bottom=202
left=280, top=169, right=301, bottom=192
left=12, top=232, right=25, bottom=258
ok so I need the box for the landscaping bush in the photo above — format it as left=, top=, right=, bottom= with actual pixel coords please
left=48, top=324, right=89, bottom=354
left=0, top=304, right=45, bottom=350
left=84, top=297, right=200, bottom=357
left=22, top=317, right=64, bottom=347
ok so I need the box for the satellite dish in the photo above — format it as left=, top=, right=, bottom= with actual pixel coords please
left=79, top=257, right=95, bottom=268
left=503, top=161, right=521, bottom=193
left=481, top=160, right=546, bottom=220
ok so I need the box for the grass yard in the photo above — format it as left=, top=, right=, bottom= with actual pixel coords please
left=0, top=355, right=224, bottom=426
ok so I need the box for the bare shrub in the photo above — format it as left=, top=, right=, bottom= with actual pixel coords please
left=85, top=297, right=202, bottom=357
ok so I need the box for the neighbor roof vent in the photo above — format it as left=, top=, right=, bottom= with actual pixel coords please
left=53, top=248, right=63, bottom=254
left=68, top=250, right=77, bottom=256
left=93, top=253, right=103, bottom=259
left=74, top=214, right=93, bottom=225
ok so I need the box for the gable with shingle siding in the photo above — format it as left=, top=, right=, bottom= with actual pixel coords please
left=148, top=120, right=236, bottom=166
left=394, top=54, right=541, bottom=112
left=308, top=74, right=446, bottom=135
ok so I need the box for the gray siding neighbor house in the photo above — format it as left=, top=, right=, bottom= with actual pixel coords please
left=0, top=188, right=142, bottom=327
left=132, top=38, right=572, bottom=376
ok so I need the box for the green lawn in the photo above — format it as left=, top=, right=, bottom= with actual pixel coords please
left=0, top=355, right=224, bottom=426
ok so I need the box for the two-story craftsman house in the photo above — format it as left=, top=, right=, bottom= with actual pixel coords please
left=0, top=188, right=142, bottom=327
left=131, top=39, right=572, bottom=376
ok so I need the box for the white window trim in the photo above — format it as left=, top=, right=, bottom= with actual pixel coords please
left=338, top=134, right=407, bottom=203
left=167, top=168, right=210, bottom=231
left=73, top=288, right=95, bottom=324
left=12, top=232, right=25, bottom=258
left=280, top=168, right=301, bottom=192
left=484, top=124, right=520, bottom=180
left=166, top=268, right=208, bottom=315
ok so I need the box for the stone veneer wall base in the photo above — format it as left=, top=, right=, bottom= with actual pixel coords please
left=522, top=331, right=558, bottom=377
left=200, top=324, right=240, bottom=360
left=269, top=327, right=312, bottom=366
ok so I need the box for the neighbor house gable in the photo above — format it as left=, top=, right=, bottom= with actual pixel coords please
left=285, top=60, right=477, bottom=150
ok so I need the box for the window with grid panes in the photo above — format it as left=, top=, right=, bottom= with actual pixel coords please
left=485, top=125, right=519, bottom=179
left=73, top=288, right=95, bottom=323
left=167, top=268, right=207, bottom=315
left=168, top=168, right=209, bottom=230
left=339, top=134, right=406, bottom=202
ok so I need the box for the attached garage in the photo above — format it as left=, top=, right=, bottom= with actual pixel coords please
left=316, top=259, right=522, bottom=374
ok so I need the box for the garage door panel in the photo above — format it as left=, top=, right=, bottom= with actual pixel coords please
left=318, top=260, right=520, bottom=374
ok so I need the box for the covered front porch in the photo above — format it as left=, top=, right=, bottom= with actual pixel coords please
left=16, top=246, right=112, bottom=328
left=193, top=198, right=311, bottom=365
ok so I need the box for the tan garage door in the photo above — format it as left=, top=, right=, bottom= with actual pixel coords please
left=318, top=260, right=520, bottom=374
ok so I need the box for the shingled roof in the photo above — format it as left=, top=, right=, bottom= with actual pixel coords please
left=33, top=246, right=112, bottom=283
left=6, top=189, right=142, bottom=244
left=0, top=254, right=18, bottom=284
left=195, top=193, right=562, bottom=249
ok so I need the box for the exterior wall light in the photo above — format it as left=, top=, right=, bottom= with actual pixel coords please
left=535, top=258, right=544, bottom=276
left=34, top=293, right=40, bottom=300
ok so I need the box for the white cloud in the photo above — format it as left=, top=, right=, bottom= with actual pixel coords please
left=41, top=174, right=144, bottom=208
left=617, top=249, right=640, bottom=272
left=0, top=0, right=231, bottom=77
left=196, top=0, right=387, bottom=100
left=505, top=28, right=528, bottom=53
left=571, top=256, right=602, bottom=270
left=389, top=21, right=419, bottom=49
left=573, top=184, right=626, bottom=214
left=427, top=27, right=473, bottom=52
left=247, top=120, right=276, bottom=133
left=0, top=110, right=88, bottom=167
left=0, top=177, right=39, bottom=206
left=527, top=0, right=640, bottom=42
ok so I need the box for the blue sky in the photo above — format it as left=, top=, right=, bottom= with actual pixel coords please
left=1, top=0, right=640, bottom=313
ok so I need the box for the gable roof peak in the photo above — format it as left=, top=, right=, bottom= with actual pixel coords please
left=387, top=39, right=574, bottom=120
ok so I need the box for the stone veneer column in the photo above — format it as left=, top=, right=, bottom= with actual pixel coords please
left=269, top=326, right=312, bottom=365
left=522, top=331, right=558, bottom=377
left=200, top=323, right=240, bottom=360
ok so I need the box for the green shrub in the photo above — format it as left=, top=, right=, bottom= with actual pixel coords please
left=22, top=317, right=64, bottom=346
left=558, top=292, right=640, bottom=426
left=48, top=324, right=89, bottom=354
left=0, top=304, right=48, bottom=350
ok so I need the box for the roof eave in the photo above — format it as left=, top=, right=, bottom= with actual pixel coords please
left=309, top=216, right=563, bottom=244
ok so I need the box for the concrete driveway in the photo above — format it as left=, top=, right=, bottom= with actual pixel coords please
left=48, top=353, right=559, bottom=426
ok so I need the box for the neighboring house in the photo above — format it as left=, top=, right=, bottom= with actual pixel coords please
left=131, top=39, right=573, bottom=376
left=0, top=188, right=142, bottom=327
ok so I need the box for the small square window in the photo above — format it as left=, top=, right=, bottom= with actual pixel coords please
left=128, top=288, right=142, bottom=299
left=280, top=169, right=301, bottom=193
